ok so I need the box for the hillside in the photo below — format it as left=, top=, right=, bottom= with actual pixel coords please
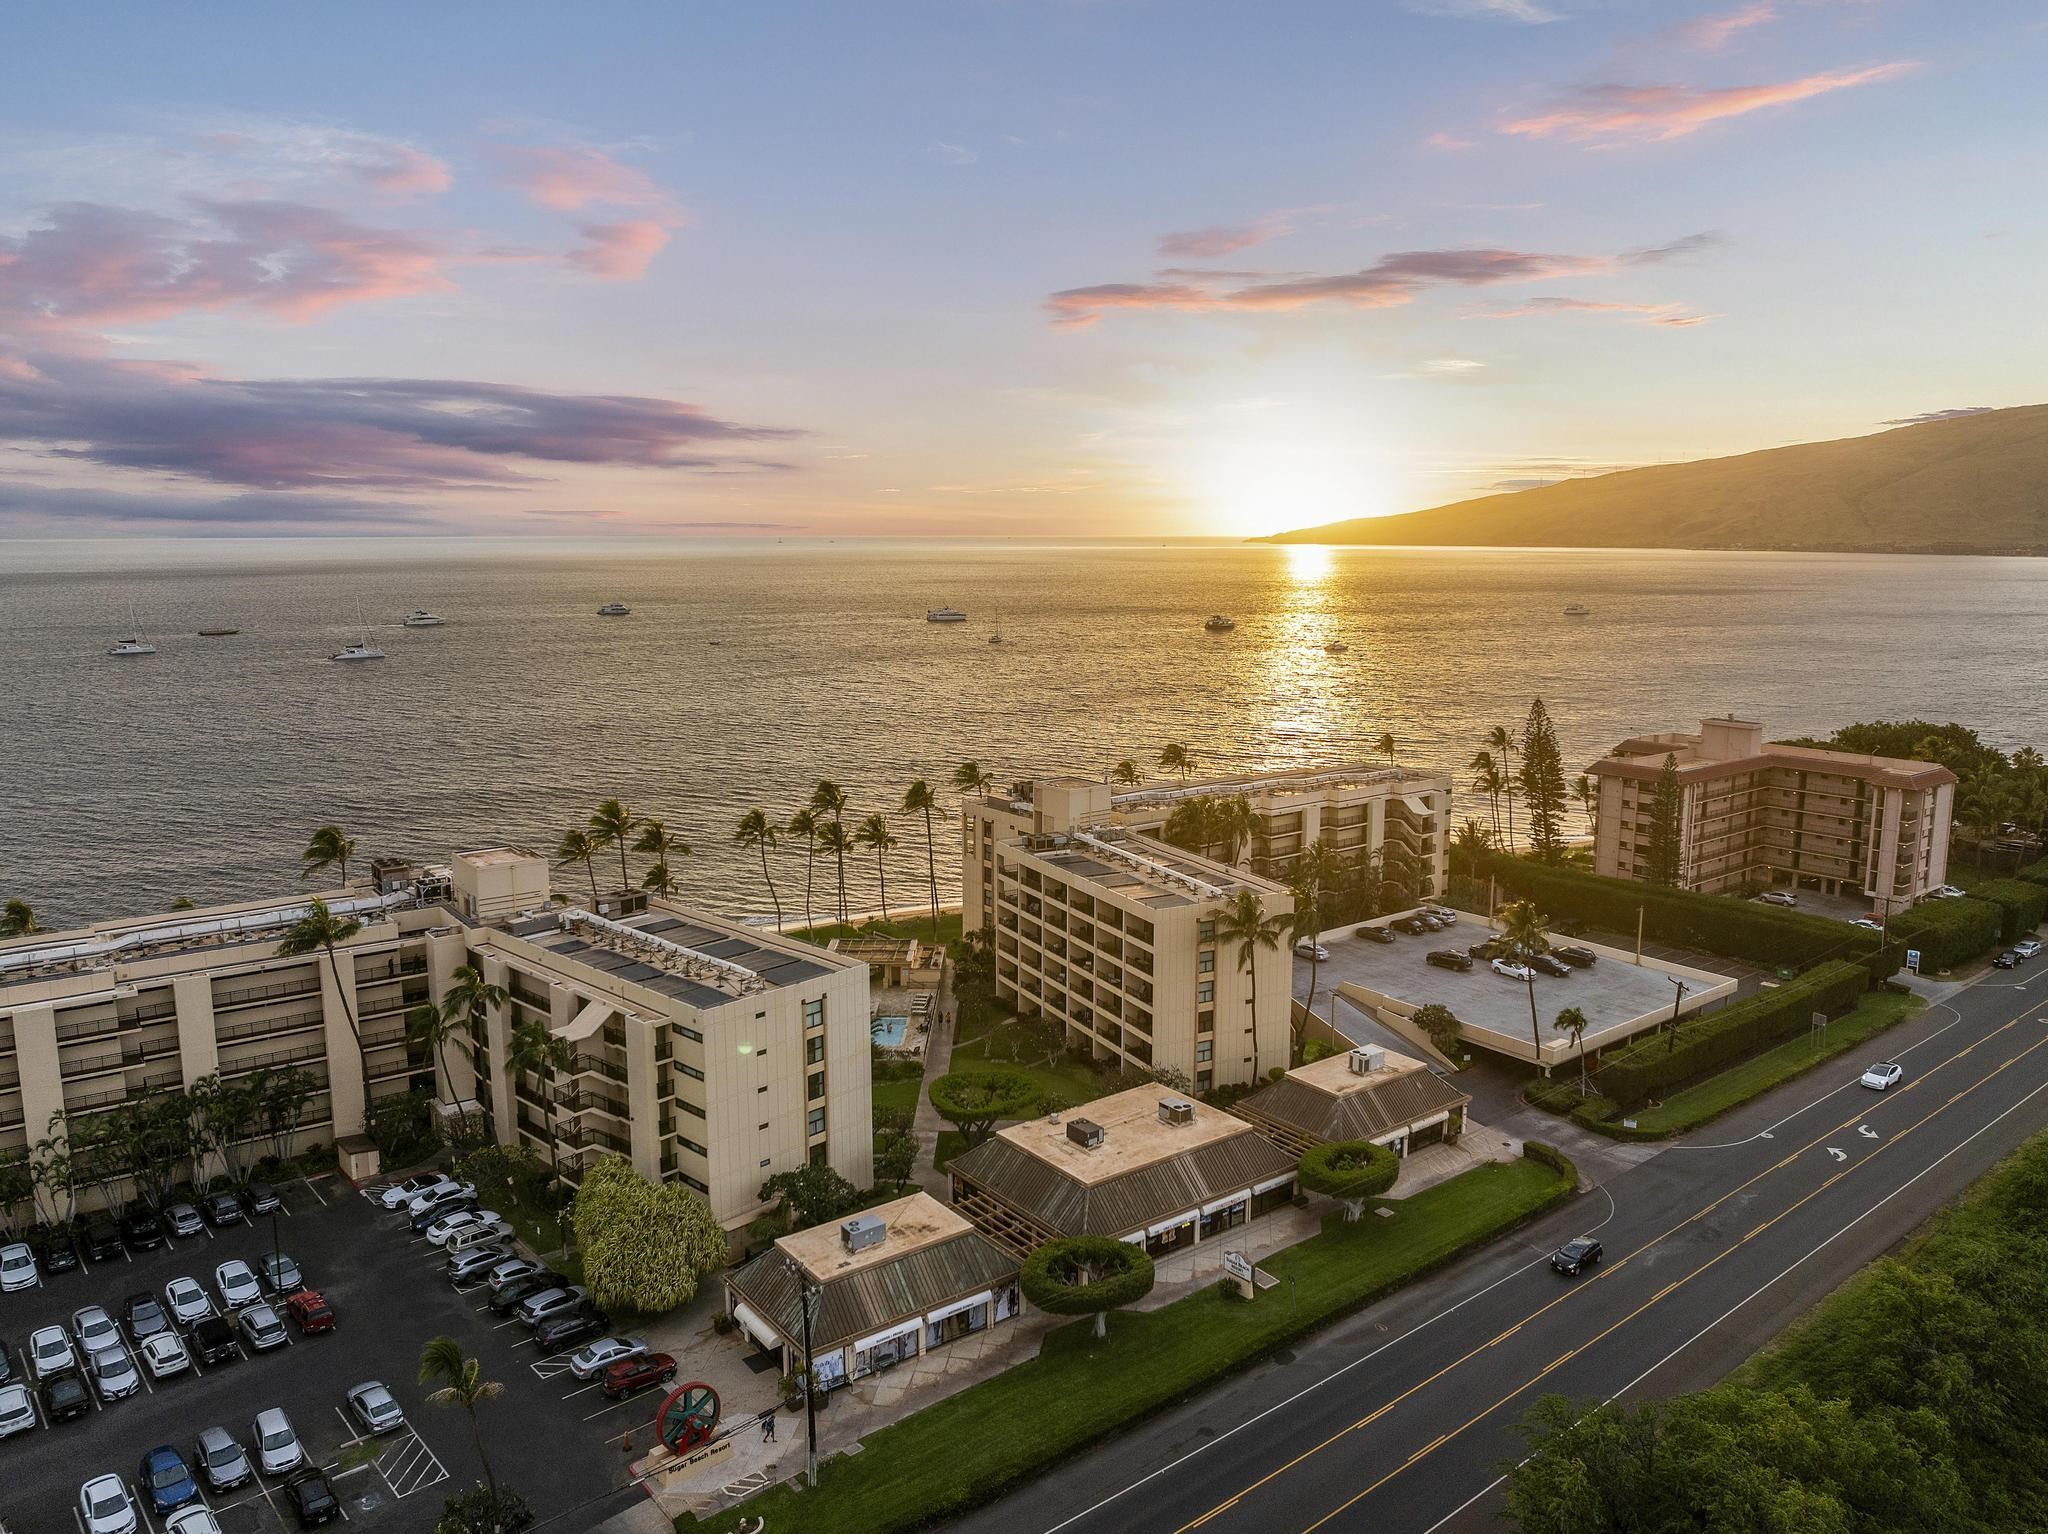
left=1264, top=403, right=2048, bottom=554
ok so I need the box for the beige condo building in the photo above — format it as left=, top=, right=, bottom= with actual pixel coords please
left=1587, top=718, right=1957, bottom=910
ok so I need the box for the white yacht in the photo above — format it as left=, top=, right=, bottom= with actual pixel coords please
left=1563, top=603, right=1590, bottom=617
left=331, top=641, right=386, bottom=663
left=926, top=606, right=968, bottom=624
left=108, top=606, right=157, bottom=656
left=1203, top=614, right=1236, bottom=633
left=598, top=601, right=632, bottom=616
left=403, top=610, right=446, bottom=627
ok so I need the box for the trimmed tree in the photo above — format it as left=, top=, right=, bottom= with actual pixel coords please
left=1020, top=1235, right=1157, bottom=1340
left=928, top=1070, right=1039, bottom=1150
left=1297, top=1139, right=1400, bottom=1222
left=573, top=1155, right=727, bottom=1315
left=759, top=1164, right=861, bottom=1230
left=1411, top=1002, right=1463, bottom=1062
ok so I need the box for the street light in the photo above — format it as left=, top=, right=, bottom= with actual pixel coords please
left=781, top=1257, right=821, bottom=1489
left=1664, top=977, right=1689, bottom=1054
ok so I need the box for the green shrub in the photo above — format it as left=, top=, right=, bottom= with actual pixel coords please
left=1595, top=962, right=1868, bottom=1109
left=2014, top=855, right=2048, bottom=890
left=1959, top=880, right=2048, bottom=944
left=1297, top=1141, right=1400, bottom=1220
left=1520, top=1140, right=1579, bottom=1191
left=1885, top=896, right=2002, bottom=970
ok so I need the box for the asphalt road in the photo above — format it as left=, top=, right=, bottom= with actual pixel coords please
left=948, top=963, right=2048, bottom=1534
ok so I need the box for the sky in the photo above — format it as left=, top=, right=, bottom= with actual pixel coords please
left=0, top=1, right=2041, bottom=540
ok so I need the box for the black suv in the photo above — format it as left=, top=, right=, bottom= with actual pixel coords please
left=190, top=1316, right=238, bottom=1366
left=285, top=1468, right=342, bottom=1527
left=1550, top=1237, right=1603, bottom=1276
left=1528, top=953, right=1573, bottom=979
left=200, top=1191, right=245, bottom=1229
left=1356, top=925, right=1398, bottom=945
left=121, top=1208, right=165, bottom=1251
left=81, top=1218, right=125, bottom=1263
left=34, top=1227, right=80, bottom=1275
left=40, top=1372, right=91, bottom=1423
left=535, top=1307, right=610, bottom=1353
left=1426, top=949, right=1473, bottom=972
left=1552, top=945, right=1598, bottom=968
left=1467, top=936, right=1510, bottom=961
left=1391, top=915, right=1433, bottom=936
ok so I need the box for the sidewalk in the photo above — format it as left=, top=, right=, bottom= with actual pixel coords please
left=911, top=960, right=958, bottom=1196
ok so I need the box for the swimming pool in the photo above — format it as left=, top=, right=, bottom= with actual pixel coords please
left=872, top=1015, right=909, bottom=1047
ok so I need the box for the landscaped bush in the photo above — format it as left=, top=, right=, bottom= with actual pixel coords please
left=2014, top=855, right=2048, bottom=890
left=1520, top=1140, right=1579, bottom=1191
left=1884, top=895, right=2003, bottom=970
left=1958, top=879, right=2047, bottom=944
left=1594, top=961, right=1868, bottom=1109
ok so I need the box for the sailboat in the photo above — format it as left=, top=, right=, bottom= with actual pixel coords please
left=331, top=606, right=385, bottom=663
left=988, top=609, right=1004, bottom=645
left=108, top=605, right=158, bottom=657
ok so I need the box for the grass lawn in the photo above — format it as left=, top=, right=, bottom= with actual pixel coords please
left=792, top=911, right=964, bottom=949
left=871, top=1060, right=926, bottom=1120
left=946, top=1028, right=1110, bottom=1108
left=681, top=1154, right=1573, bottom=1534
left=932, top=1130, right=966, bottom=1172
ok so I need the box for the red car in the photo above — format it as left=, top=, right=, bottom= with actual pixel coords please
left=284, top=1289, right=337, bottom=1334
left=601, top=1352, right=677, bottom=1399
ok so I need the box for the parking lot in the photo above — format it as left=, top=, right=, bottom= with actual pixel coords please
left=0, top=1176, right=658, bottom=1534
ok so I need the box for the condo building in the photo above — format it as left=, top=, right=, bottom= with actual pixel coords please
left=1587, top=718, right=1957, bottom=909
left=0, top=847, right=872, bottom=1225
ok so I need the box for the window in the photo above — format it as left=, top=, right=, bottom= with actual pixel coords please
left=808, top=1071, right=826, bottom=1101
left=676, top=1136, right=707, bottom=1157
left=809, top=1142, right=828, bottom=1166
left=804, top=998, right=825, bottom=1030
left=1198, top=919, right=1215, bottom=942
left=806, top=1035, right=824, bottom=1065
left=1195, top=1039, right=1213, bottom=1063
left=759, top=1157, right=771, bottom=1168
left=679, top=1173, right=709, bottom=1194
left=677, top=1062, right=705, bottom=1082
left=807, top=1107, right=826, bottom=1137
left=1197, top=980, right=1214, bottom=1004
left=1198, top=1010, right=1214, bottom=1033
left=676, top=1024, right=703, bottom=1043
left=1198, top=950, right=1215, bottom=974
left=1196, top=1069, right=1213, bottom=1091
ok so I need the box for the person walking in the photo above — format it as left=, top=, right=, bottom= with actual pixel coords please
left=761, top=1411, right=777, bottom=1442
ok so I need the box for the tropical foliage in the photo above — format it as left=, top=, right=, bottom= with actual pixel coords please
left=1296, top=1140, right=1399, bottom=1220
left=1411, top=1002, right=1463, bottom=1060
left=1020, top=1235, right=1157, bottom=1339
left=1642, top=753, right=1684, bottom=886
left=927, top=1069, right=1039, bottom=1149
left=759, top=1164, right=862, bottom=1230
left=1517, top=698, right=1569, bottom=864
left=573, top=1154, right=727, bottom=1314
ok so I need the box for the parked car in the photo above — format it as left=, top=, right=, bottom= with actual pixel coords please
left=447, top=1244, right=512, bottom=1284
left=195, top=1426, right=254, bottom=1492
left=35, top=1227, right=80, bottom=1275
left=1491, top=957, right=1535, bottom=982
left=284, top=1290, right=336, bottom=1335
left=120, top=1209, right=165, bottom=1252
left=0, top=1381, right=36, bottom=1439
left=1292, top=939, right=1331, bottom=961
left=2018, top=939, right=2044, bottom=959
left=41, top=1371, right=92, bottom=1423
left=346, top=1380, right=405, bottom=1434
left=163, top=1203, right=204, bottom=1239
left=379, top=1172, right=457, bottom=1211
left=1994, top=951, right=2020, bottom=970
left=164, top=1275, right=214, bottom=1328
left=74, top=1305, right=121, bottom=1355
left=600, top=1351, right=678, bottom=1399
left=200, top=1191, right=244, bottom=1230
left=30, top=1324, right=77, bottom=1381
left=0, top=1241, right=37, bottom=1292
left=241, top=1181, right=283, bottom=1217
left=1754, top=890, right=1798, bottom=907
left=167, top=1509, right=226, bottom=1534
left=284, top=1467, right=341, bottom=1527
left=140, top=1331, right=193, bottom=1380
left=190, top=1317, right=238, bottom=1367
left=1552, top=945, right=1598, bottom=968
left=425, top=1208, right=510, bottom=1247
left=0, top=1340, right=11, bottom=1386
left=568, top=1335, right=649, bottom=1380
left=252, top=1407, right=305, bottom=1475
left=87, top=1343, right=141, bottom=1401
left=535, top=1307, right=610, bottom=1353
left=258, top=1252, right=304, bottom=1295
left=1356, top=924, right=1397, bottom=944
left=1930, top=884, right=1967, bottom=899
left=410, top=1195, right=478, bottom=1234
left=1420, top=904, right=1458, bottom=925
left=404, top=1181, right=476, bottom=1219
left=1860, top=1061, right=1904, bottom=1091
left=1551, top=1237, right=1603, bottom=1276
left=215, top=1259, right=261, bottom=1311
left=1528, top=953, right=1572, bottom=978
left=1850, top=916, right=1885, bottom=932
left=1425, top=949, right=1473, bottom=972
left=81, top=1219, right=125, bottom=1263
left=1467, top=936, right=1510, bottom=960
left=485, top=1256, right=545, bottom=1293
left=238, top=1304, right=288, bottom=1352
left=79, top=1472, right=139, bottom=1534
left=488, top=1270, right=569, bottom=1315
left=517, top=1285, right=589, bottom=1327
left=1390, top=915, right=1432, bottom=936
left=122, top=1293, right=170, bottom=1343
left=139, top=1445, right=202, bottom=1515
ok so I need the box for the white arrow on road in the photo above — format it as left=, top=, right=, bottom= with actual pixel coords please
left=1758, top=1131, right=1774, bottom=1140
left=1858, top=1124, right=1880, bottom=1139
left=1827, top=1147, right=1848, bottom=1162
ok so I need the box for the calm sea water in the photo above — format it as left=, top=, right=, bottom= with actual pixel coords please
left=4, top=538, right=2045, bottom=930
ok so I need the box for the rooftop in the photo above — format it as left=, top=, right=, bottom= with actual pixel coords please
left=504, top=903, right=841, bottom=1007
left=775, top=1192, right=970, bottom=1285
left=1593, top=719, right=1955, bottom=791
left=453, top=846, right=542, bottom=869
left=996, top=1084, right=1255, bottom=1186
left=1289, top=1047, right=1434, bottom=1097
left=1111, top=760, right=1443, bottom=811
left=1019, top=829, right=1284, bottom=910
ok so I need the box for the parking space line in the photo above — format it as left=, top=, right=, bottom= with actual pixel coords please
left=582, top=1389, right=657, bottom=1422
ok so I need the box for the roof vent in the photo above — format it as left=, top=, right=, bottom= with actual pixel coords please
left=840, top=1212, right=887, bottom=1253
left=1157, top=1098, right=1195, bottom=1127
left=1348, top=1046, right=1386, bottom=1075
left=595, top=888, right=650, bottom=917
left=1066, top=1118, right=1105, bottom=1150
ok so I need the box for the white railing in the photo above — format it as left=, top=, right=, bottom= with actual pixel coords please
left=0, top=889, right=415, bottom=978
left=1110, top=762, right=1420, bottom=811
left=557, top=909, right=767, bottom=996
left=1070, top=832, right=1231, bottom=902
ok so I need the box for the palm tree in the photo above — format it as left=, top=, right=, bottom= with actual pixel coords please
left=952, top=760, right=995, bottom=796
left=634, top=817, right=691, bottom=886
left=855, top=813, right=900, bottom=922
left=1159, top=742, right=1194, bottom=783
left=810, top=781, right=851, bottom=923
left=406, top=1000, right=462, bottom=1112
left=641, top=861, right=677, bottom=894
left=1554, top=1006, right=1590, bottom=1095
left=1485, top=725, right=1518, bottom=850
left=418, top=1335, right=506, bottom=1503
left=817, top=820, right=854, bottom=926
left=900, top=781, right=942, bottom=938
left=1375, top=732, right=1397, bottom=767
left=441, top=964, right=507, bottom=1104
left=300, top=826, right=357, bottom=887
left=554, top=828, right=601, bottom=903
left=1217, top=889, right=1292, bottom=1060
left=785, top=807, right=821, bottom=931
left=508, top=1018, right=575, bottom=1243
left=1217, top=795, right=1262, bottom=866
left=1498, top=899, right=1551, bottom=1060
left=0, top=898, right=39, bottom=937
left=1573, top=774, right=1597, bottom=833
left=1468, top=750, right=1504, bottom=848
left=276, top=898, right=371, bottom=1127
left=1109, top=759, right=1142, bottom=789
left=588, top=799, right=640, bottom=891
left=734, top=810, right=783, bottom=927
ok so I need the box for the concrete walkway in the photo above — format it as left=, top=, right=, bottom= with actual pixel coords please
left=911, top=961, right=958, bottom=1197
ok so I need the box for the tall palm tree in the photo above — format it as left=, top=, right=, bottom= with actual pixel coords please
left=554, top=828, right=601, bottom=903
left=1292, top=839, right=1341, bottom=1021
left=1109, top=759, right=1142, bottom=790
left=641, top=861, right=677, bottom=894
left=1468, top=750, right=1504, bottom=848
left=634, top=817, right=691, bottom=885
left=1375, top=732, right=1397, bottom=767
left=276, top=898, right=371, bottom=1128
left=1217, top=889, right=1293, bottom=1059
left=785, top=807, right=821, bottom=931
left=0, top=898, right=39, bottom=937
left=508, top=1018, right=575, bottom=1242
left=1554, top=1006, right=1590, bottom=1095
left=1485, top=725, right=1518, bottom=850
left=1218, top=794, right=1261, bottom=866
left=441, top=965, right=505, bottom=1129
left=1159, top=742, right=1195, bottom=783
left=855, top=813, right=900, bottom=923
left=406, top=1000, right=463, bottom=1113
left=1573, top=774, right=1597, bottom=832
left=300, top=826, right=358, bottom=887
left=418, top=1335, right=506, bottom=1503
left=952, top=760, right=995, bottom=796
left=817, top=820, right=854, bottom=926
left=1498, top=899, right=1551, bottom=1060
left=734, top=810, right=783, bottom=927
left=899, top=780, right=942, bottom=938
left=587, top=799, right=640, bottom=891
left=810, top=781, right=851, bottom=923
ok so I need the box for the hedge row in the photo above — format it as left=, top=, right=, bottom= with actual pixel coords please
left=1594, top=961, right=1869, bottom=1109
left=1473, top=854, right=1895, bottom=985
left=2015, top=856, right=2048, bottom=890
left=1520, top=1140, right=1580, bottom=1191
left=1961, top=879, right=2048, bottom=944
left=1884, top=895, right=2003, bottom=971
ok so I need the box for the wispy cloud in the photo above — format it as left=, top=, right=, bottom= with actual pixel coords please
left=1619, top=231, right=1725, bottom=265
left=1502, top=62, right=1914, bottom=143
left=1405, top=0, right=1559, bottom=23
left=1424, top=132, right=1476, bottom=151
left=492, top=144, right=672, bottom=212
left=923, top=141, right=978, bottom=166
left=1157, top=217, right=1291, bottom=259
left=1475, top=295, right=1716, bottom=325
left=563, top=220, right=672, bottom=280
left=1881, top=406, right=1993, bottom=427
left=1673, top=3, right=1777, bottom=52
left=1423, top=358, right=1488, bottom=373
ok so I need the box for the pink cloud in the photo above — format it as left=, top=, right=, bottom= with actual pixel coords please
left=493, top=145, right=670, bottom=212
left=564, top=220, right=672, bottom=281
left=1476, top=295, right=1716, bottom=325
left=1502, top=62, right=1913, bottom=143
left=1156, top=217, right=1289, bottom=259
left=1674, top=3, right=1777, bottom=51
left=354, top=143, right=453, bottom=198
left=1426, top=131, right=1476, bottom=151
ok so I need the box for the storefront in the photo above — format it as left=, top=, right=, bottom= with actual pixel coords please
left=1199, top=1192, right=1248, bottom=1240
left=924, top=1289, right=993, bottom=1348
left=853, top=1320, right=923, bottom=1377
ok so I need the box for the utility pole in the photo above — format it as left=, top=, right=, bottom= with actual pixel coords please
left=783, top=1257, right=821, bottom=1488
left=1665, top=978, right=1688, bottom=1054
left=1635, top=905, right=1644, bottom=965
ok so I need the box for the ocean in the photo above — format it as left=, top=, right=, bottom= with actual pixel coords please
left=4, top=537, right=2044, bottom=930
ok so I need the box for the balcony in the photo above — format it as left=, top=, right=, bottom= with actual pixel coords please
left=570, top=1053, right=630, bottom=1086
left=219, top=1039, right=326, bottom=1078
left=557, top=1120, right=632, bottom=1155
left=358, top=983, right=431, bottom=1020
left=53, top=1013, right=121, bottom=1044
left=215, top=977, right=323, bottom=1012
left=216, top=1008, right=325, bottom=1044
left=65, top=1085, right=129, bottom=1113
left=558, top=1087, right=631, bottom=1120
left=60, top=1048, right=125, bottom=1081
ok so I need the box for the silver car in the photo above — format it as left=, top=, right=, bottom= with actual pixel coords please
left=0, top=1241, right=38, bottom=1292
left=568, top=1335, right=649, bottom=1380
left=258, top=1252, right=303, bottom=1295
left=30, top=1324, right=76, bottom=1381
left=517, top=1284, right=588, bottom=1326
left=88, top=1343, right=142, bottom=1401
left=165, top=1275, right=214, bottom=1328
left=195, top=1426, right=253, bottom=1492
left=238, top=1304, right=288, bottom=1352
left=73, top=1305, right=121, bottom=1355
left=252, top=1407, right=304, bottom=1476
left=142, top=1331, right=193, bottom=1379
left=215, top=1260, right=261, bottom=1311
left=0, top=1381, right=36, bottom=1439
left=346, top=1380, right=405, bottom=1434
left=79, top=1473, right=138, bottom=1534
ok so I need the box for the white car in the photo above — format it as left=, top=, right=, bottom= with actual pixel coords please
left=404, top=1180, right=476, bottom=1217
left=165, top=1275, right=214, bottom=1327
left=88, top=1343, right=141, bottom=1401
left=215, top=1259, right=261, bottom=1311
left=346, top=1380, right=405, bottom=1434
left=166, top=1509, right=227, bottom=1534
left=568, top=1336, right=649, bottom=1380
left=0, top=1381, right=36, bottom=1439
left=1861, top=1061, right=1904, bottom=1091
left=1930, top=884, right=1966, bottom=899
left=1293, top=940, right=1331, bottom=961
left=141, top=1330, right=193, bottom=1379
left=1491, top=957, right=1535, bottom=982
left=30, top=1325, right=76, bottom=1381
left=74, top=1305, right=121, bottom=1354
left=252, top=1407, right=304, bottom=1475
left=2017, top=939, right=2044, bottom=959
left=1420, top=905, right=1458, bottom=925
left=424, top=1208, right=509, bottom=1247
left=380, top=1172, right=458, bottom=1210
left=1850, top=917, right=1885, bottom=932
left=1754, top=890, right=1798, bottom=908
left=80, top=1473, right=139, bottom=1534
left=0, top=1241, right=38, bottom=1292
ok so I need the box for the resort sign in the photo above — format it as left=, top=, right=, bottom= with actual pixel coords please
left=1223, top=1249, right=1255, bottom=1299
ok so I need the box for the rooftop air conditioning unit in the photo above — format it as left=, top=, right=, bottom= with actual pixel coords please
left=1067, top=1118, right=1105, bottom=1150
left=1157, top=1098, right=1195, bottom=1127
left=596, top=888, right=651, bottom=917
left=840, top=1213, right=887, bottom=1254
left=1349, top=1046, right=1387, bottom=1075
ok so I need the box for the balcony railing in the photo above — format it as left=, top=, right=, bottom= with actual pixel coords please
left=219, top=1039, right=326, bottom=1077
left=61, top=1050, right=125, bottom=1080
left=570, top=1053, right=629, bottom=1085
left=214, top=977, right=322, bottom=1011
left=216, top=1008, right=325, bottom=1044
left=54, top=1014, right=120, bottom=1044
left=558, top=1087, right=631, bottom=1119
